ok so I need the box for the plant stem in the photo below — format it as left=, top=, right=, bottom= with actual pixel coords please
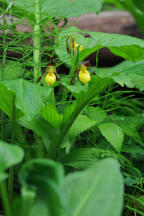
left=33, top=0, right=41, bottom=83
left=8, top=96, right=16, bottom=200
left=0, top=181, right=12, bottom=216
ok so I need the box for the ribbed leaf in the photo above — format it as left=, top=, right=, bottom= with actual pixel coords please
left=1, top=79, right=52, bottom=118
left=40, top=103, right=63, bottom=128
left=107, top=115, right=144, bottom=146
left=98, top=60, right=144, bottom=91
left=85, top=106, right=106, bottom=124
left=68, top=114, right=97, bottom=140
left=98, top=123, right=124, bottom=153
left=62, top=158, right=123, bottom=216
left=0, top=61, right=24, bottom=81
left=1, top=0, right=103, bottom=21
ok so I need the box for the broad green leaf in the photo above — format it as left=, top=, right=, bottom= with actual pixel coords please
left=0, top=61, right=24, bottom=81
left=0, top=83, right=23, bottom=119
left=63, top=102, right=77, bottom=123
left=1, top=79, right=52, bottom=118
left=41, top=0, right=103, bottom=18
left=0, top=83, right=14, bottom=118
left=85, top=106, right=106, bottom=124
left=0, top=140, right=24, bottom=181
left=108, top=115, right=144, bottom=146
left=1, top=0, right=103, bottom=21
left=18, top=115, right=59, bottom=151
left=19, top=159, right=65, bottom=216
left=62, top=158, right=123, bottom=216
left=56, top=26, right=144, bottom=66
left=98, top=123, right=124, bottom=152
left=40, top=103, right=63, bottom=128
left=62, top=114, right=98, bottom=153
left=98, top=60, right=144, bottom=91
left=68, top=114, right=97, bottom=140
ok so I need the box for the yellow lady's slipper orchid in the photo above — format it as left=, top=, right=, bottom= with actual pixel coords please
left=45, top=66, right=56, bottom=86
left=70, top=36, right=83, bottom=53
left=78, top=65, right=91, bottom=84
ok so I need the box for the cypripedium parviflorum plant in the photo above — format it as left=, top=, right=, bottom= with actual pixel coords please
left=0, top=1, right=143, bottom=216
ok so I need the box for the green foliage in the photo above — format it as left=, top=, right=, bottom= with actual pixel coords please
left=40, top=103, right=63, bottom=128
left=1, top=79, right=52, bottom=117
left=68, top=114, right=97, bottom=140
left=0, top=61, right=24, bottom=81
left=0, top=0, right=144, bottom=215
left=98, top=60, right=144, bottom=91
left=56, top=26, right=144, bottom=66
left=85, top=106, right=107, bottom=124
left=98, top=123, right=124, bottom=152
left=62, top=158, right=123, bottom=216
left=0, top=140, right=24, bottom=181
left=0, top=83, right=17, bottom=118
left=19, top=159, right=64, bottom=216
left=0, top=0, right=103, bottom=21
left=18, top=158, right=123, bottom=216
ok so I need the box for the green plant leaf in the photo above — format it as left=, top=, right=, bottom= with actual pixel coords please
left=40, top=103, right=63, bottom=128
left=56, top=26, right=144, bottom=66
left=108, top=115, right=144, bottom=146
left=62, top=158, right=123, bottom=216
left=85, top=106, right=107, bottom=124
left=1, top=0, right=103, bottom=21
left=0, top=82, right=23, bottom=119
left=0, top=83, right=15, bottom=118
left=0, top=140, right=24, bottom=181
left=68, top=114, right=97, bottom=140
left=19, top=159, right=65, bottom=216
left=41, top=0, right=103, bottom=18
left=98, top=60, right=144, bottom=91
left=0, top=61, right=24, bottom=81
left=98, top=123, right=124, bottom=152
left=18, top=115, right=59, bottom=151
left=1, top=79, right=52, bottom=118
